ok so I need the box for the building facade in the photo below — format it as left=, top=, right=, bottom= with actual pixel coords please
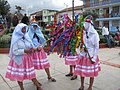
left=58, top=6, right=83, bottom=21
left=83, top=0, right=120, bottom=33
left=42, top=9, right=58, bottom=24
left=30, top=11, right=43, bottom=26
left=30, top=9, right=58, bottom=26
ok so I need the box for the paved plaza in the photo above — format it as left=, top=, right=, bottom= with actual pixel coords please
left=0, top=47, right=120, bottom=90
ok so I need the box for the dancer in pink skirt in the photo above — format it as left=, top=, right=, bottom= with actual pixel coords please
left=6, top=23, right=42, bottom=90
left=65, top=55, right=78, bottom=80
left=74, top=16, right=101, bottom=90
left=28, top=22, right=56, bottom=82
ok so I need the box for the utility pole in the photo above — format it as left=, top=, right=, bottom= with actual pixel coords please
left=72, top=0, right=74, bottom=22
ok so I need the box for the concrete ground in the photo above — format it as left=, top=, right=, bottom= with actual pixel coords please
left=0, top=47, right=120, bottom=90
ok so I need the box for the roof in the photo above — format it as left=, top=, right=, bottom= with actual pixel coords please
left=30, top=9, right=58, bottom=16
left=58, top=5, right=83, bottom=13
left=42, top=9, right=58, bottom=12
left=30, top=11, right=42, bottom=16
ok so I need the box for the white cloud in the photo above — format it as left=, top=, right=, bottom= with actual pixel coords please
left=7, top=0, right=83, bottom=14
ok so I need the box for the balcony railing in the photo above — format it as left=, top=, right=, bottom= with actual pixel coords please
left=99, top=12, right=120, bottom=18
left=85, top=0, right=120, bottom=8
left=110, top=12, right=120, bottom=17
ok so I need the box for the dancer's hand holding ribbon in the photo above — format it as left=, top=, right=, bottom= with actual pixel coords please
left=91, top=58, right=95, bottom=64
left=84, top=48, right=88, bottom=52
left=24, top=49, right=32, bottom=54
left=37, top=47, right=42, bottom=52
left=30, top=48, right=37, bottom=52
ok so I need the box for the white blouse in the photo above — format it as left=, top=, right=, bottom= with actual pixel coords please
left=13, top=38, right=33, bottom=55
left=32, top=38, right=41, bottom=48
left=76, top=32, right=99, bottom=62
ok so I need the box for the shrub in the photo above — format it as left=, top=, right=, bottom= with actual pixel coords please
left=0, top=34, right=11, bottom=48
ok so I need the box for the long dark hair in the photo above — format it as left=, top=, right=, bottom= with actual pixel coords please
left=33, top=33, right=40, bottom=42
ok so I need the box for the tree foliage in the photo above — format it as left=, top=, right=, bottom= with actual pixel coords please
left=0, top=0, right=10, bottom=15
left=83, top=10, right=99, bottom=21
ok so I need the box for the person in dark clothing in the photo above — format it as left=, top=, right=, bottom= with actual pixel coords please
left=116, top=26, right=120, bottom=34
left=21, top=14, right=29, bottom=25
left=6, top=13, right=12, bottom=29
left=12, top=14, right=19, bottom=27
left=0, top=16, right=5, bottom=37
left=0, top=24, right=5, bottom=37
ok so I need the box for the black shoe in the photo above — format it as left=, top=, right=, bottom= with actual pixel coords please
left=65, top=73, right=73, bottom=77
left=71, top=76, right=77, bottom=80
left=78, top=86, right=84, bottom=90
left=48, top=77, right=56, bottom=82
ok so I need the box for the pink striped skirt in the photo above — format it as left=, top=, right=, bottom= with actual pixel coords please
left=74, top=56, right=101, bottom=77
left=32, top=48, right=50, bottom=70
left=6, top=54, right=36, bottom=82
left=65, top=56, right=79, bottom=66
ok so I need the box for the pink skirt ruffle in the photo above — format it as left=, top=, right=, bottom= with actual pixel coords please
left=6, top=54, right=36, bottom=82
left=65, top=56, right=79, bottom=66
left=74, top=56, right=101, bottom=77
left=32, top=48, right=50, bottom=70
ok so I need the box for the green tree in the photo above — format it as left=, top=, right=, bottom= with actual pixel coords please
left=0, top=0, right=10, bottom=15
left=83, top=10, right=99, bottom=21
left=83, top=10, right=99, bottom=29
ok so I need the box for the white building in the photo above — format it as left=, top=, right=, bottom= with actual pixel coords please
left=83, top=0, right=120, bottom=33
left=42, top=9, right=58, bottom=24
left=30, top=9, right=58, bottom=26
left=58, top=6, right=83, bottom=21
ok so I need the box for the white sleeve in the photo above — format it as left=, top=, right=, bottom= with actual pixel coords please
left=92, top=42, right=99, bottom=62
left=76, top=46, right=83, bottom=59
left=13, top=42, right=25, bottom=55
left=102, top=27, right=104, bottom=35
left=76, top=47, right=80, bottom=55
left=92, top=34, right=99, bottom=62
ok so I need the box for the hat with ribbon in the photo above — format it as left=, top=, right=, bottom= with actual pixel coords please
left=84, top=15, right=94, bottom=26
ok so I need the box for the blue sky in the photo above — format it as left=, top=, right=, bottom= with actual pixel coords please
left=7, top=0, right=83, bottom=14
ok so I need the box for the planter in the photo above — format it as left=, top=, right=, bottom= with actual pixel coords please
left=99, top=43, right=107, bottom=48
left=0, top=48, right=9, bottom=54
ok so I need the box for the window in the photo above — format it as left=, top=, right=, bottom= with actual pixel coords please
left=112, top=20, right=119, bottom=27
left=52, top=15, right=54, bottom=18
left=111, top=6, right=119, bottom=17
left=113, top=6, right=119, bottom=13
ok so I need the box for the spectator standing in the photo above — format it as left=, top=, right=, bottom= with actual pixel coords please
left=0, top=15, right=5, bottom=37
left=6, top=13, right=12, bottom=33
left=102, top=24, right=111, bottom=48
left=0, top=23, right=5, bottom=37
left=116, top=26, right=120, bottom=34
left=12, top=14, right=19, bottom=27
left=21, top=14, right=29, bottom=25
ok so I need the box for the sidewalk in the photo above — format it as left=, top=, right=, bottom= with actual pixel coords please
left=0, top=47, right=120, bottom=90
